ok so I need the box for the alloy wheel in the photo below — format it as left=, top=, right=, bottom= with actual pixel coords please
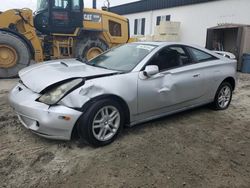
left=218, top=85, right=232, bottom=108
left=92, top=106, right=121, bottom=142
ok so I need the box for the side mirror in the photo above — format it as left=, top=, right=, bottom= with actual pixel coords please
left=143, top=65, right=159, bottom=77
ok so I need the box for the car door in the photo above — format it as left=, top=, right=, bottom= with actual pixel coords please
left=137, top=45, right=208, bottom=114
left=186, top=46, right=222, bottom=99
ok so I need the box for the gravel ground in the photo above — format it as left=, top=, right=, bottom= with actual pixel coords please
left=0, top=73, right=250, bottom=188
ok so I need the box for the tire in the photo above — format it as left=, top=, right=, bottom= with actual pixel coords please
left=77, top=99, right=124, bottom=147
left=74, top=37, right=108, bottom=61
left=211, top=82, right=233, bottom=110
left=0, top=31, right=31, bottom=78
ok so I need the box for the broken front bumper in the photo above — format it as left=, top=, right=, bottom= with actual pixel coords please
left=8, top=83, right=82, bottom=140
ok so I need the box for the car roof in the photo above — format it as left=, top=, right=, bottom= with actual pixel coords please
left=133, top=41, right=200, bottom=48
left=132, top=41, right=226, bottom=60
left=133, top=41, right=172, bottom=46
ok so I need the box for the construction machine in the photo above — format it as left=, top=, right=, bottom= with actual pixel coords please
left=0, top=0, right=129, bottom=78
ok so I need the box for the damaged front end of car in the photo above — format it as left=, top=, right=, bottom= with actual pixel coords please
left=9, top=59, right=122, bottom=140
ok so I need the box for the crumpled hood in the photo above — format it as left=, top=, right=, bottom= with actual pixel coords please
left=19, top=59, right=118, bottom=93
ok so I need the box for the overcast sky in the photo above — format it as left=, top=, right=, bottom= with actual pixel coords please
left=0, top=0, right=139, bottom=11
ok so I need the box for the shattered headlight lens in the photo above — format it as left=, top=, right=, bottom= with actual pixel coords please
left=38, top=79, right=83, bottom=105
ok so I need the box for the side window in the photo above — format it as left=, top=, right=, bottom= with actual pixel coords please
left=148, top=46, right=188, bottom=71
left=72, top=0, right=80, bottom=11
left=109, top=21, right=122, bottom=37
left=37, top=0, right=49, bottom=11
left=169, top=46, right=192, bottom=65
left=188, top=47, right=217, bottom=62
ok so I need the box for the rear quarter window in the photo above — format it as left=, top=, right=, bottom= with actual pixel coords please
left=188, top=47, right=218, bottom=62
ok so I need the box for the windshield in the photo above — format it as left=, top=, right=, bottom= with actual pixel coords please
left=37, top=0, right=48, bottom=11
left=88, top=43, right=156, bottom=72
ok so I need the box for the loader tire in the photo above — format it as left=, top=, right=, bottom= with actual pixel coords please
left=74, top=37, right=108, bottom=61
left=0, top=31, right=31, bottom=78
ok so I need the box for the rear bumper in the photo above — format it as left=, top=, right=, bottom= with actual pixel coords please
left=9, top=83, right=82, bottom=140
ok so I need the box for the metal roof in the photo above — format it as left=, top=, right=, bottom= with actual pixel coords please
left=109, top=0, right=219, bottom=15
left=208, top=24, right=250, bottom=30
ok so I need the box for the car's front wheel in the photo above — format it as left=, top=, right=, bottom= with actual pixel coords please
left=212, top=82, right=233, bottom=110
left=78, top=99, right=124, bottom=147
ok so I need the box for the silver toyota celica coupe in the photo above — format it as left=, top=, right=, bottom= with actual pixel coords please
left=9, top=42, right=237, bottom=146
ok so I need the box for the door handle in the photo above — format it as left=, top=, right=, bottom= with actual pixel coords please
left=193, top=73, right=200, bottom=78
left=158, top=87, right=170, bottom=93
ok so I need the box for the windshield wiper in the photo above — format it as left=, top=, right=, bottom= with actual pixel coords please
left=91, top=64, right=110, bottom=70
left=76, top=57, right=111, bottom=70
left=76, top=56, right=89, bottom=64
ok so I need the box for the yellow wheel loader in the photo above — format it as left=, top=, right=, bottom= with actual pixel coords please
left=0, top=0, right=129, bottom=78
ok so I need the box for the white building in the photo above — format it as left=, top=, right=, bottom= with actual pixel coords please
left=110, top=0, right=250, bottom=47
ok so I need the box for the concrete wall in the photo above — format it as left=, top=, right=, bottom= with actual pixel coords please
left=124, top=0, right=250, bottom=47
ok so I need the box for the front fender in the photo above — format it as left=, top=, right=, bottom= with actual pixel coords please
left=60, top=73, right=138, bottom=120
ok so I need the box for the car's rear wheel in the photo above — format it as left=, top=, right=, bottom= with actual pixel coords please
left=212, top=82, right=233, bottom=110
left=77, top=99, right=124, bottom=147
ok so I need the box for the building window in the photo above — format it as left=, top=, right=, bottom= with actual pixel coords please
left=109, top=20, right=122, bottom=37
left=156, top=15, right=171, bottom=25
left=134, top=18, right=145, bottom=35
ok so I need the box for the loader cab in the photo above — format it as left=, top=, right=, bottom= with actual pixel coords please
left=34, top=0, right=84, bottom=34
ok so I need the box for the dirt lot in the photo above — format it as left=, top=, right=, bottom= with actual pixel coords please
left=0, top=74, right=250, bottom=188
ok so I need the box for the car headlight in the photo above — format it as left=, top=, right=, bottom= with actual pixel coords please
left=38, top=78, right=83, bottom=105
